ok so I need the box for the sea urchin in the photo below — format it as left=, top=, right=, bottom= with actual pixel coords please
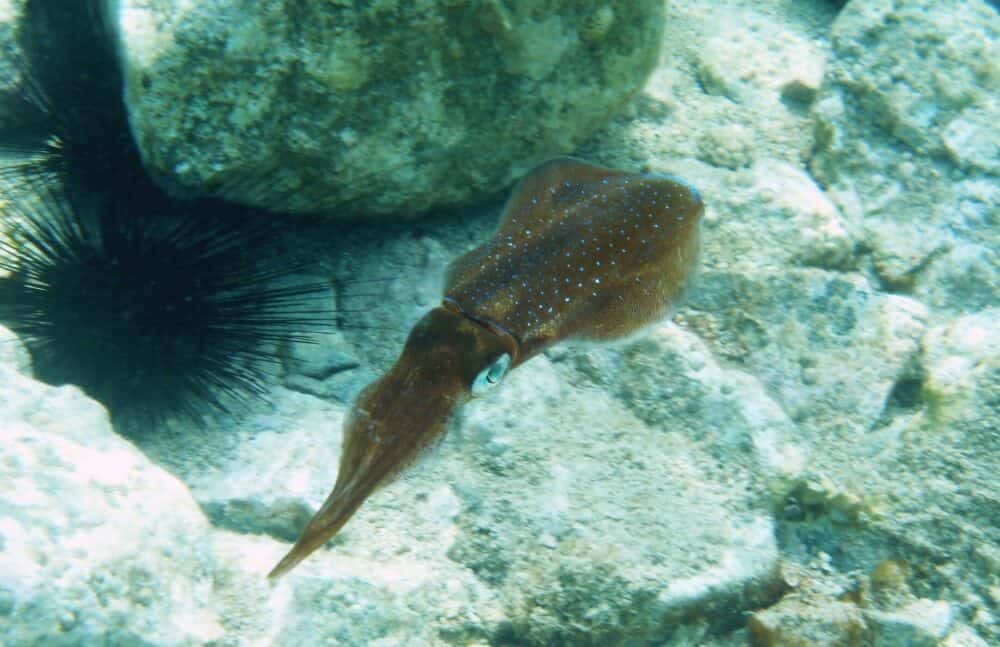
left=0, top=0, right=334, bottom=430
left=0, top=177, right=333, bottom=429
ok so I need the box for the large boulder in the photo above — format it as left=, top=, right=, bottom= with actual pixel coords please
left=107, top=0, right=665, bottom=216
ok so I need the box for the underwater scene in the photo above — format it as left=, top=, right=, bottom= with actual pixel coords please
left=0, top=0, right=997, bottom=645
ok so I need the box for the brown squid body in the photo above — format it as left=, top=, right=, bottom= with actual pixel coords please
left=268, top=158, right=704, bottom=578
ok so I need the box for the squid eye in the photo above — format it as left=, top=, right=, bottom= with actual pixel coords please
left=471, top=353, right=511, bottom=395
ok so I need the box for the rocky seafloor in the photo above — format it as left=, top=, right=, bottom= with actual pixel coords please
left=1, top=0, right=998, bottom=645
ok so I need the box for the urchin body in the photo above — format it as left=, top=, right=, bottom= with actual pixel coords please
left=0, top=180, right=331, bottom=427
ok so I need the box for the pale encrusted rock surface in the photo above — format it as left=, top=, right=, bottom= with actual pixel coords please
left=133, top=328, right=791, bottom=645
left=106, top=0, right=664, bottom=216
left=810, top=0, right=1000, bottom=312
left=446, top=342, right=788, bottom=645
left=0, top=343, right=511, bottom=645
left=579, top=0, right=999, bottom=642
left=0, top=334, right=225, bottom=646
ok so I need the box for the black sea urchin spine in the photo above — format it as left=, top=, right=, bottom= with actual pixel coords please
left=0, top=0, right=146, bottom=190
left=0, top=0, right=336, bottom=430
left=0, top=176, right=334, bottom=428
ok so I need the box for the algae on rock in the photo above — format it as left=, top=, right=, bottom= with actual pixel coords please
left=108, top=0, right=665, bottom=216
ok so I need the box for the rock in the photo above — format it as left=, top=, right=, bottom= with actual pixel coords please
left=749, top=593, right=955, bottom=647
left=584, top=1, right=833, bottom=172
left=0, top=323, right=30, bottom=374
left=0, top=357, right=225, bottom=645
left=942, top=103, right=1000, bottom=174
left=447, top=331, right=790, bottom=644
left=282, top=366, right=377, bottom=404
left=817, top=0, right=998, bottom=159
left=698, top=124, right=756, bottom=169
left=265, top=559, right=504, bottom=646
left=685, top=269, right=928, bottom=439
left=152, top=322, right=790, bottom=645
left=748, top=556, right=959, bottom=647
left=867, top=599, right=954, bottom=647
left=565, top=323, right=806, bottom=487
left=916, top=240, right=1000, bottom=313
left=747, top=160, right=856, bottom=270
left=868, top=221, right=950, bottom=292
left=809, top=0, right=1000, bottom=312
left=943, top=626, right=992, bottom=647
left=748, top=594, right=867, bottom=647
left=0, top=0, right=28, bottom=130
left=107, top=0, right=665, bottom=215
left=0, top=341, right=510, bottom=645
left=140, top=387, right=346, bottom=543
left=695, top=12, right=824, bottom=106
left=922, top=309, right=1000, bottom=427
left=280, top=322, right=376, bottom=403
left=285, top=331, right=359, bottom=381
left=774, top=307, right=999, bottom=645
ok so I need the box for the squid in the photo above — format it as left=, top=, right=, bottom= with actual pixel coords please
left=269, top=158, right=704, bottom=578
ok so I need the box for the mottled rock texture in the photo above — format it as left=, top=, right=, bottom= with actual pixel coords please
left=810, top=0, right=1000, bottom=312
left=0, top=338, right=506, bottom=646
left=0, top=334, right=225, bottom=646
left=136, top=327, right=792, bottom=646
left=108, top=0, right=664, bottom=216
